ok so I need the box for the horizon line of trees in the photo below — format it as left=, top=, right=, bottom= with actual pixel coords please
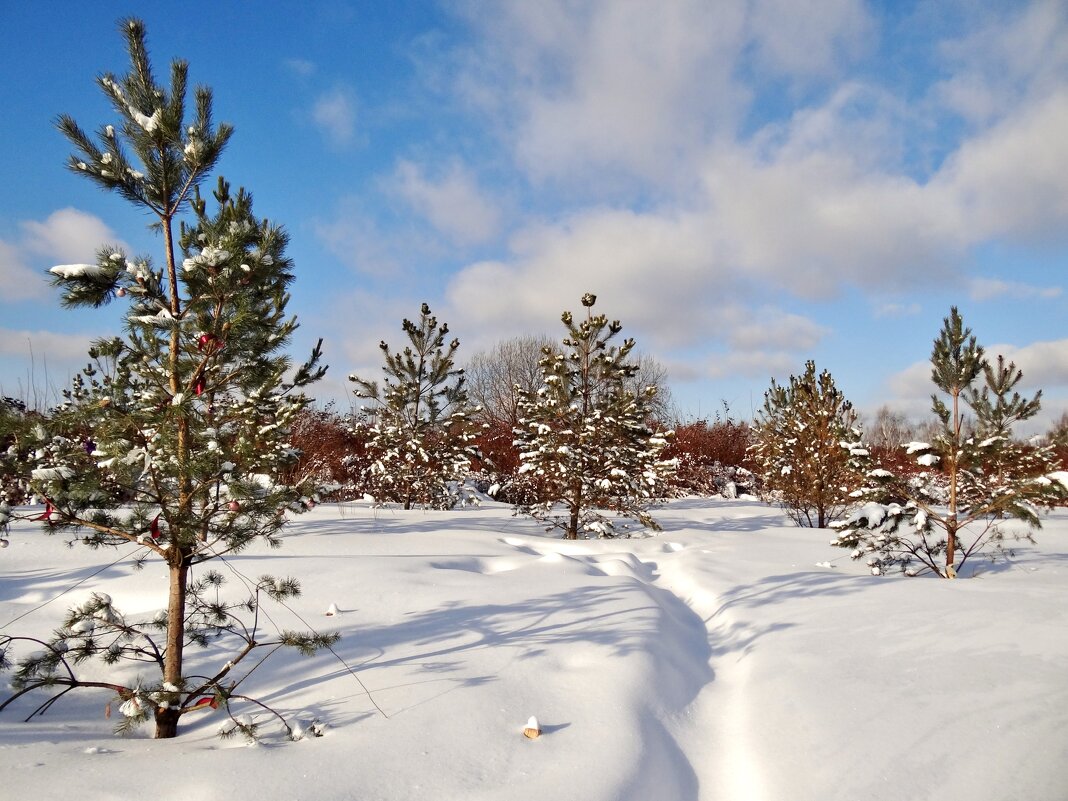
left=8, top=326, right=1068, bottom=517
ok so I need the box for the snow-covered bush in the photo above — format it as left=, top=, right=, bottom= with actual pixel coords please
left=663, top=415, right=756, bottom=497
left=280, top=405, right=373, bottom=501
left=1048, top=413, right=1068, bottom=482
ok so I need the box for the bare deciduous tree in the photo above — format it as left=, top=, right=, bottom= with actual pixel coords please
left=465, top=335, right=554, bottom=429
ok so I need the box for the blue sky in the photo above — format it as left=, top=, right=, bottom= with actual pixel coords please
left=1, top=0, right=1066, bottom=431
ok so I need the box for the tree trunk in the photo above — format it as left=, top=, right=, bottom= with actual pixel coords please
left=945, top=519, right=957, bottom=579
left=946, top=389, right=960, bottom=578
left=155, top=705, right=181, bottom=739
left=155, top=552, right=190, bottom=738
left=567, top=478, right=582, bottom=539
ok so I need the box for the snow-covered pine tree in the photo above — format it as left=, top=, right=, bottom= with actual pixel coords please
left=514, top=293, right=675, bottom=539
left=1049, top=412, right=1068, bottom=468
left=832, top=307, right=1068, bottom=577
left=966, top=354, right=1043, bottom=484
left=350, top=303, right=481, bottom=510
left=750, top=360, right=868, bottom=527
left=0, top=20, right=334, bottom=740
left=0, top=398, right=36, bottom=509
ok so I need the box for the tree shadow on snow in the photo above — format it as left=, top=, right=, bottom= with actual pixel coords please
left=257, top=582, right=699, bottom=721
left=670, top=513, right=792, bottom=533
left=711, top=570, right=875, bottom=616
left=0, top=559, right=143, bottom=608
left=345, top=585, right=655, bottom=670
left=697, top=570, right=885, bottom=663
left=279, top=508, right=550, bottom=539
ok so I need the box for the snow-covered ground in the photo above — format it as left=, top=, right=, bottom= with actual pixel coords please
left=1, top=498, right=1066, bottom=801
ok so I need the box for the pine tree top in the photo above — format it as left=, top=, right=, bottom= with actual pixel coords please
left=930, top=307, right=985, bottom=395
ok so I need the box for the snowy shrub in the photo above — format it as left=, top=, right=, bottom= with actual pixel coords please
left=1047, top=412, right=1068, bottom=478
left=280, top=405, right=373, bottom=500
left=663, top=415, right=756, bottom=497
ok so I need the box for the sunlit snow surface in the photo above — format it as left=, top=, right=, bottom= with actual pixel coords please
left=1, top=498, right=1066, bottom=801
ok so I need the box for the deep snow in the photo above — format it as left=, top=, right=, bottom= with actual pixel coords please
left=1, top=498, right=1066, bottom=801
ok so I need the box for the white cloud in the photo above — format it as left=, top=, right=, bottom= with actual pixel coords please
left=442, top=60, right=1068, bottom=354
left=391, top=160, right=501, bottom=246
left=886, top=359, right=934, bottom=404
left=935, top=89, right=1068, bottom=239
left=284, top=58, right=316, bottom=78
left=311, top=88, right=357, bottom=146
left=704, top=349, right=803, bottom=381
left=453, top=0, right=750, bottom=184
left=0, top=328, right=95, bottom=361
left=725, top=309, right=829, bottom=351
left=0, top=209, right=127, bottom=306
left=969, top=278, right=1062, bottom=302
left=745, top=0, right=873, bottom=77
left=313, top=197, right=438, bottom=280
left=445, top=129, right=969, bottom=351
left=700, top=147, right=962, bottom=298
left=436, top=0, right=1068, bottom=309
left=0, top=240, right=48, bottom=302
left=445, top=206, right=728, bottom=351
left=21, top=207, right=125, bottom=264
left=874, top=302, right=922, bottom=319
left=450, top=0, right=880, bottom=186
left=933, top=2, right=1068, bottom=125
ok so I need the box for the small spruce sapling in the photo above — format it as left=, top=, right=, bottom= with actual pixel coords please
left=350, top=303, right=482, bottom=509
left=0, top=19, right=335, bottom=740
left=832, top=307, right=1068, bottom=577
left=514, top=293, right=675, bottom=539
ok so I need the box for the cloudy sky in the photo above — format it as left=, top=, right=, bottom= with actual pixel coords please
left=1, top=0, right=1066, bottom=431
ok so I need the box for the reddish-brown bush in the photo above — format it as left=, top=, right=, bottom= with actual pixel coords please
left=280, top=405, right=372, bottom=499
left=663, top=418, right=756, bottom=497
left=472, top=419, right=520, bottom=475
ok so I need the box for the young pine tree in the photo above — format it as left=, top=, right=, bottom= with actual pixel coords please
left=833, top=307, right=1068, bottom=577
left=0, top=20, right=333, bottom=740
left=967, top=354, right=1043, bottom=482
left=0, top=398, right=37, bottom=510
left=1049, top=412, right=1068, bottom=469
left=350, top=303, right=481, bottom=510
left=750, top=361, right=868, bottom=528
left=514, top=293, right=675, bottom=539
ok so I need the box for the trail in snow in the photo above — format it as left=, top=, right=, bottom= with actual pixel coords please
left=648, top=542, right=771, bottom=801
left=484, top=535, right=711, bottom=801
left=498, top=532, right=765, bottom=801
